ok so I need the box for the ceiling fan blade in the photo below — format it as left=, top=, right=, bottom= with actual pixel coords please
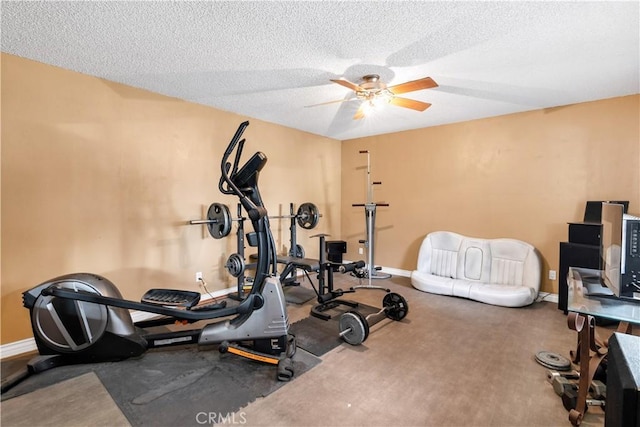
left=388, top=77, right=438, bottom=95
left=389, top=97, right=432, bottom=111
left=305, top=98, right=356, bottom=108
left=331, top=78, right=363, bottom=92
left=353, top=104, right=366, bottom=120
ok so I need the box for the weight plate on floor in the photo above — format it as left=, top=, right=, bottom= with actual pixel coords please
left=339, top=311, right=369, bottom=346
left=297, top=203, right=319, bottom=230
left=535, top=351, right=571, bottom=371
left=206, top=203, right=232, bottom=239
left=383, top=292, right=409, bottom=321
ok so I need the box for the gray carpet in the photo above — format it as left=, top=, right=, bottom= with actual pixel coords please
left=1, top=372, right=130, bottom=426
left=239, top=276, right=611, bottom=427
left=283, top=284, right=316, bottom=304
left=2, top=345, right=320, bottom=427
left=289, top=302, right=379, bottom=357
left=1, top=275, right=614, bottom=426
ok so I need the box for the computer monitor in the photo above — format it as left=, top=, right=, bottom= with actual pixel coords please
left=601, top=203, right=624, bottom=296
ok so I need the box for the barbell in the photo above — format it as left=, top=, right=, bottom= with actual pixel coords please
left=189, top=202, right=321, bottom=239
left=338, top=292, right=409, bottom=346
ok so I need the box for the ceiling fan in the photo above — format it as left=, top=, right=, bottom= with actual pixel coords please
left=316, top=74, right=438, bottom=119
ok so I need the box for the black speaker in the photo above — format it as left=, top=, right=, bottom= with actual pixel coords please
left=558, top=242, right=600, bottom=312
left=584, top=200, right=630, bottom=222
left=568, top=222, right=602, bottom=246
left=606, top=333, right=640, bottom=427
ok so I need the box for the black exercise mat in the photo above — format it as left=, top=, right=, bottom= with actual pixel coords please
left=283, top=285, right=316, bottom=304
left=290, top=302, right=379, bottom=357
left=2, top=346, right=320, bottom=427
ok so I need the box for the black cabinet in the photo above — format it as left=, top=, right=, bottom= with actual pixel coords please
left=558, top=222, right=602, bottom=313
left=606, top=333, right=640, bottom=427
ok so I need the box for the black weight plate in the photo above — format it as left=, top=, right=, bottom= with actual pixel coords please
left=297, top=202, right=319, bottom=230
left=339, top=311, right=369, bottom=345
left=226, top=253, right=245, bottom=278
left=288, top=244, right=305, bottom=258
left=535, top=351, right=571, bottom=371
left=206, top=203, right=232, bottom=239
left=383, top=292, right=408, bottom=321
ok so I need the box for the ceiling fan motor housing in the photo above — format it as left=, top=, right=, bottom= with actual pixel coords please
left=357, top=74, right=389, bottom=100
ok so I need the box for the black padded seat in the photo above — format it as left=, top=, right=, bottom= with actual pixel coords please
left=275, top=256, right=320, bottom=272
left=248, top=254, right=320, bottom=272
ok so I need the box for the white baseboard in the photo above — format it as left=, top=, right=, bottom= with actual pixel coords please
left=1, top=285, right=237, bottom=360
left=342, top=261, right=411, bottom=279
left=1, top=338, right=38, bottom=359
left=537, top=292, right=559, bottom=304
left=379, top=266, right=411, bottom=278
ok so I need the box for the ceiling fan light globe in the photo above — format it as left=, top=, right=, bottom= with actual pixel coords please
left=371, top=96, right=390, bottom=108
left=362, top=101, right=375, bottom=116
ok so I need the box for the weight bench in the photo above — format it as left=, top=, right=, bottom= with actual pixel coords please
left=276, top=253, right=364, bottom=319
left=276, top=256, right=320, bottom=283
left=248, top=254, right=320, bottom=285
left=256, top=237, right=366, bottom=318
left=277, top=257, right=319, bottom=271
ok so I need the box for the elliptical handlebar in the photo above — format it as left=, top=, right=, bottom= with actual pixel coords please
left=218, top=121, right=267, bottom=221
left=218, top=122, right=246, bottom=195
left=217, top=121, right=273, bottom=290
left=219, top=121, right=252, bottom=209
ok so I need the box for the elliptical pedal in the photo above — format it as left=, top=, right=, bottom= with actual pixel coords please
left=141, top=289, right=201, bottom=308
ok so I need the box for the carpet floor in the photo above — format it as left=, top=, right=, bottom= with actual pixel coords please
left=1, top=274, right=618, bottom=427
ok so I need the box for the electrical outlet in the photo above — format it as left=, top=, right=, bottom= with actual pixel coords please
left=358, top=248, right=364, bottom=255
left=195, top=271, right=203, bottom=282
left=548, top=270, right=557, bottom=280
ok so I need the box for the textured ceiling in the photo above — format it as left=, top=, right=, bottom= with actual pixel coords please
left=2, top=1, right=639, bottom=140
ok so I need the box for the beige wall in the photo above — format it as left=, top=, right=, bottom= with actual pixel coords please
left=341, top=95, right=640, bottom=294
left=2, top=52, right=638, bottom=346
left=1, top=54, right=342, bottom=344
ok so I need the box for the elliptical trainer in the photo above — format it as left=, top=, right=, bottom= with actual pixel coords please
left=12, top=121, right=295, bottom=391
